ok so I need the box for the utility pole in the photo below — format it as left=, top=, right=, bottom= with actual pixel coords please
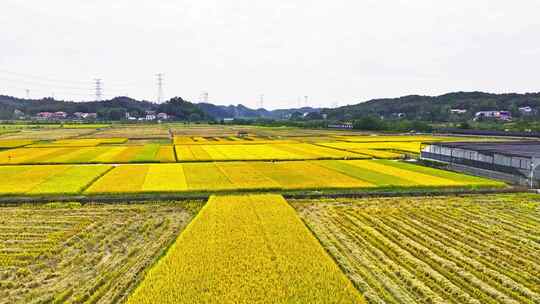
left=258, top=94, right=264, bottom=109
left=94, top=78, right=103, bottom=101
left=156, top=73, right=164, bottom=103
left=304, top=95, right=309, bottom=107
left=25, top=89, right=30, bottom=99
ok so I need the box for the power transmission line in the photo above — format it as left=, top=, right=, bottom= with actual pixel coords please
left=94, top=79, right=103, bottom=101
left=258, top=94, right=264, bottom=109
left=156, top=73, right=164, bottom=103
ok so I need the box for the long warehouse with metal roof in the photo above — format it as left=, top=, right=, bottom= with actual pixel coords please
left=421, top=141, right=540, bottom=187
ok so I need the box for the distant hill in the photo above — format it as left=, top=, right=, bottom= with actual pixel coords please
left=197, top=103, right=320, bottom=120
left=323, top=91, right=540, bottom=121
left=0, top=95, right=210, bottom=121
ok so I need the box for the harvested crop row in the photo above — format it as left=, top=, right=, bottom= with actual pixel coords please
left=292, top=194, right=540, bottom=304
left=0, top=201, right=203, bottom=304
left=126, top=194, right=364, bottom=304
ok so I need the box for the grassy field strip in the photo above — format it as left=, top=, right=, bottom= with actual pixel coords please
left=126, top=194, right=365, bottom=303
left=292, top=194, right=540, bottom=304
left=0, top=202, right=202, bottom=304
left=0, top=165, right=112, bottom=195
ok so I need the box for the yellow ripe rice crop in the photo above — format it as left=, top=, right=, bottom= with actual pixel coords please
left=0, top=139, right=34, bottom=149
left=85, top=165, right=149, bottom=193
left=215, top=162, right=281, bottom=190
left=81, top=159, right=502, bottom=195
left=346, top=160, right=463, bottom=186
left=141, top=164, right=188, bottom=192
left=0, top=144, right=174, bottom=164
left=28, top=138, right=127, bottom=147
left=0, top=165, right=111, bottom=195
left=322, top=141, right=423, bottom=154
left=318, top=142, right=404, bottom=158
left=182, top=162, right=236, bottom=191
left=250, top=161, right=375, bottom=190
left=27, top=165, right=111, bottom=194
left=333, top=135, right=463, bottom=143
left=175, top=143, right=367, bottom=161
left=126, top=194, right=365, bottom=304
left=155, top=145, right=176, bottom=162
left=173, top=135, right=297, bottom=145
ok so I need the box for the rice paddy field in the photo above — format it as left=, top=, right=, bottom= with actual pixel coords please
left=1, top=123, right=535, bottom=303
left=126, top=194, right=364, bottom=304
left=0, top=201, right=203, bottom=304
left=292, top=194, right=540, bottom=304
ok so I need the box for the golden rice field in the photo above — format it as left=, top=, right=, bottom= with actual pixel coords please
left=0, top=144, right=175, bottom=164
left=126, top=194, right=364, bottom=304
left=320, top=141, right=425, bottom=154
left=292, top=194, right=540, bottom=304
left=0, top=164, right=111, bottom=195
left=175, top=143, right=367, bottom=161
left=0, top=160, right=504, bottom=196
left=0, top=140, right=34, bottom=149
left=333, top=135, right=465, bottom=143
left=0, top=128, right=97, bottom=140
left=0, top=201, right=203, bottom=304
left=27, top=138, right=128, bottom=147
left=82, top=160, right=503, bottom=195
left=173, top=135, right=295, bottom=145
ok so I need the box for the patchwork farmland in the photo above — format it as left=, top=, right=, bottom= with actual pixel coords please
left=0, top=123, right=537, bottom=303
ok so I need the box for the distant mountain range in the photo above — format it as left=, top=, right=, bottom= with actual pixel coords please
left=196, top=102, right=320, bottom=120
left=2, top=91, right=539, bottom=122
left=0, top=94, right=321, bottom=121
left=323, top=91, right=540, bottom=121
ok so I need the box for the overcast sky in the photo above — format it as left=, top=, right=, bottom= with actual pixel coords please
left=2, top=0, right=540, bottom=109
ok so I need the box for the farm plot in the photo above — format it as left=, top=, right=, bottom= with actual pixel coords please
left=84, top=160, right=502, bottom=195
left=82, top=126, right=170, bottom=139
left=0, top=201, right=203, bottom=304
left=317, top=142, right=404, bottom=158
left=126, top=194, right=364, bottom=304
left=321, top=141, right=424, bottom=154
left=175, top=143, right=366, bottom=161
left=333, top=135, right=464, bottom=143
left=0, top=140, right=34, bottom=149
left=173, top=135, right=297, bottom=145
left=27, top=138, right=127, bottom=147
left=85, top=162, right=375, bottom=194
left=0, top=128, right=96, bottom=140
left=0, top=144, right=175, bottom=164
left=292, top=194, right=540, bottom=304
left=0, top=165, right=111, bottom=195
